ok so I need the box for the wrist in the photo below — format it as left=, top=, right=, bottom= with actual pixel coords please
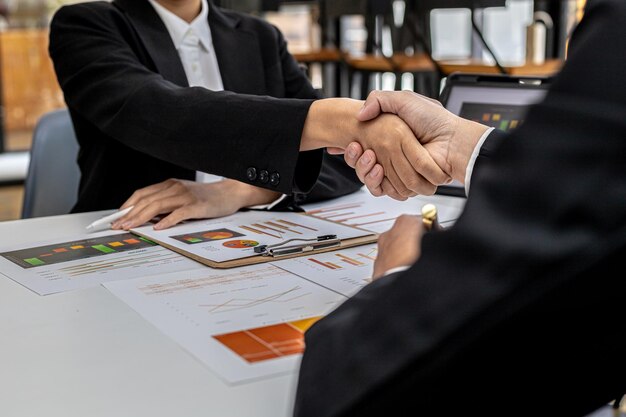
left=446, top=118, right=490, bottom=184
left=301, top=98, right=364, bottom=151
left=227, top=179, right=280, bottom=208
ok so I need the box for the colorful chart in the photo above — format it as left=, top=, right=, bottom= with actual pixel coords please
left=222, top=240, right=260, bottom=249
left=171, top=228, right=244, bottom=245
left=459, top=102, right=528, bottom=132
left=239, top=219, right=318, bottom=239
left=306, top=249, right=377, bottom=270
left=0, top=234, right=156, bottom=269
left=214, top=317, right=321, bottom=363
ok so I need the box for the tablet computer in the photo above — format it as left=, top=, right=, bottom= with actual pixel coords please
left=436, top=73, right=552, bottom=197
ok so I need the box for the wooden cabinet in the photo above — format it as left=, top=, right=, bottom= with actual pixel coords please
left=0, top=29, right=65, bottom=148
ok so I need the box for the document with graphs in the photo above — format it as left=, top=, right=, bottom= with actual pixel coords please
left=104, top=263, right=349, bottom=384
left=0, top=230, right=204, bottom=295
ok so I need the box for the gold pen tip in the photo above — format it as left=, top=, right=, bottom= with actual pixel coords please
left=421, top=204, right=437, bottom=220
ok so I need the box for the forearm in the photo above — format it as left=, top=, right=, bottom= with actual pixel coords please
left=300, top=98, right=364, bottom=151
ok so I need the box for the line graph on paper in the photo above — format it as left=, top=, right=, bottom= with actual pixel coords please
left=103, top=263, right=346, bottom=383
left=198, top=286, right=312, bottom=314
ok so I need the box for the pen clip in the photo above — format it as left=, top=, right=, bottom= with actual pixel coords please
left=254, top=235, right=339, bottom=257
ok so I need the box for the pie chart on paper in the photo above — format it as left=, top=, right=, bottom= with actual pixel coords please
left=223, top=240, right=260, bottom=249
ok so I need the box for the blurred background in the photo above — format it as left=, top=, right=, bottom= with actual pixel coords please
left=0, top=0, right=587, bottom=222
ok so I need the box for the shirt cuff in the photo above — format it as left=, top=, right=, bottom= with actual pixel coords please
left=464, top=127, right=495, bottom=196
left=382, top=265, right=411, bottom=278
left=247, top=194, right=288, bottom=210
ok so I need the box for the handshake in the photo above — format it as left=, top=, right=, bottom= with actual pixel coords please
left=301, top=91, right=490, bottom=200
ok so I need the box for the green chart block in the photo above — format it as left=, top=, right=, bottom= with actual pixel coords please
left=24, top=257, right=45, bottom=266
left=93, top=244, right=116, bottom=254
left=139, top=237, right=157, bottom=245
left=499, top=120, right=510, bottom=131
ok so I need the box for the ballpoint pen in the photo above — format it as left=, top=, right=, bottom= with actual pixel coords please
left=86, top=206, right=134, bottom=230
left=421, top=204, right=443, bottom=232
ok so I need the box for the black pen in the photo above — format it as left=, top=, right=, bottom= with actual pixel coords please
left=421, top=204, right=443, bottom=232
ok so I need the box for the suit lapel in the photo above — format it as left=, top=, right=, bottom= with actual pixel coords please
left=113, top=0, right=189, bottom=87
left=209, top=5, right=265, bottom=94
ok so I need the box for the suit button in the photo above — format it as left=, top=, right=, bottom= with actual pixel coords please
left=246, top=167, right=257, bottom=181
left=259, top=170, right=269, bottom=184
left=269, top=172, right=280, bottom=187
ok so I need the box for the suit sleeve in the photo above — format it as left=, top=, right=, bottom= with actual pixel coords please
left=294, top=1, right=626, bottom=416
left=49, top=4, right=320, bottom=195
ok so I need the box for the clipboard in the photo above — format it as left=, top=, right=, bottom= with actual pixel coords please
left=130, top=212, right=378, bottom=269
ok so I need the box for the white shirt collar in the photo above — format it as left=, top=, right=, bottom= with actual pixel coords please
left=148, top=0, right=213, bottom=52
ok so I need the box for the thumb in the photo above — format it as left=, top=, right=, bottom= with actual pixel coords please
left=356, top=91, right=385, bottom=121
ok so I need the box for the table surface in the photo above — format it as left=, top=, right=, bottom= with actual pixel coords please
left=0, top=195, right=466, bottom=417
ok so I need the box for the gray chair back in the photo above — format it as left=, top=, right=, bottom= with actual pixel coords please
left=21, top=109, right=80, bottom=218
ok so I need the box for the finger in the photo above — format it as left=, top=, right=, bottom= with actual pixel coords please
left=363, top=164, right=384, bottom=196
left=380, top=177, right=407, bottom=201
left=119, top=194, right=187, bottom=230
left=113, top=186, right=182, bottom=228
left=354, top=149, right=376, bottom=183
left=120, top=180, right=175, bottom=209
left=384, top=155, right=417, bottom=198
left=392, top=153, right=438, bottom=196
left=401, top=139, right=450, bottom=187
left=344, top=142, right=364, bottom=169
left=357, top=90, right=419, bottom=122
left=154, top=206, right=196, bottom=230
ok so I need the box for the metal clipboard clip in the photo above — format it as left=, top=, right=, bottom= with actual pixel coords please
left=253, top=234, right=340, bottom=258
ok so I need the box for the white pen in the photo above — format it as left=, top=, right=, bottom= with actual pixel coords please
left=86, top=206, right=134, bottom=230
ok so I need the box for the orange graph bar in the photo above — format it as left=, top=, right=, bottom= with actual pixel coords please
left=336, top=212, right=386, bottom=222
left=253, top=223, right=284, bottom=236
left=358, top=252, right=377, bottom=261
left=241, top=225, right=280, bottom=239
left=321, top=211, right=355, bottom=219
left=354, top=217, right=397, bottom=227
left=306, top=203, right=363, bottom=215
left=308, top=258, right=337, bottom=270
left=326, top=262, right=342, bottom=269
left=214, top=318, right=322, bottom=364
left=277, top=219, right=318, bottom=232
left=336, top=253, right=364, bottom=266
left=265, top=221, right=302, bottom=235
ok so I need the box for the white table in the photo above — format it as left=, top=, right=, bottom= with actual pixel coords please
left=0, top=194, right=466, bottom=417
left=0, top=211, right=299, bottom=417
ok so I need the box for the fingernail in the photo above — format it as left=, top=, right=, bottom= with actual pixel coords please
left=348, top=147, right=357, bottom=159
left=360, top=154, right=371, bottom=165
left=154, top=223, right=163, bottom=230
left=121, top=222, right=132, bottom=229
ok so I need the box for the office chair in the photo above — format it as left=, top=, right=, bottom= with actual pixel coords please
left=21, top=108, right=80, bottom=219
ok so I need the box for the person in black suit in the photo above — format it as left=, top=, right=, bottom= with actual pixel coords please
left=294, top=0, right=626, bottom=416
left=49, top=0, right=446, bottom=221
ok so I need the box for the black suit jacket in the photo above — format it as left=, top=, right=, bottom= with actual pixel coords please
left=49, top=0, right=360, bottom=212
left=295, top=1, right=626, bottom=416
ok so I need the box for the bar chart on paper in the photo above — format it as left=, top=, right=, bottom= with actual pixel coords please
left=104, top=264, right=346, bottom=383
left=304, top=189, right=464, bottom=234
left=273, top=244, right=378, bottom=297
left=0, top=232, right=204, bottom=295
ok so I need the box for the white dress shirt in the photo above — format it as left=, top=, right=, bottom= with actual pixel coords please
left=148, top=0, right=224, bottom=183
